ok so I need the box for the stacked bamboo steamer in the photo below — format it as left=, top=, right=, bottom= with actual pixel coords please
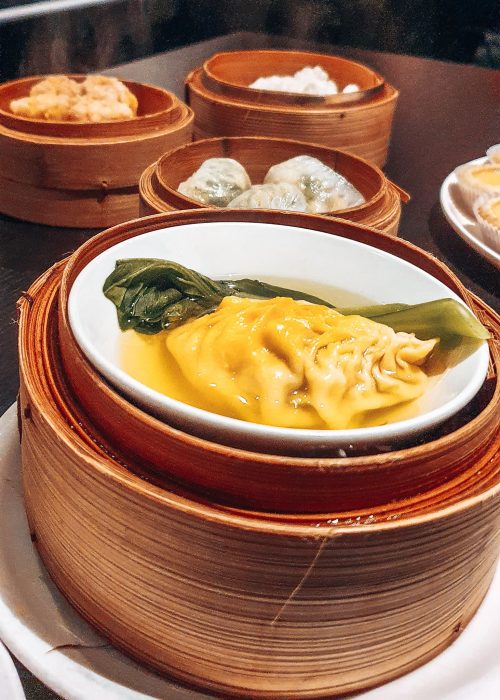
left=185, top=50, right=399, bottom=167
left=139, top=136, right=408, bottom=236
left=17, top=209, right=499, bottom=698
left=0, top=75, right=193, bottom=228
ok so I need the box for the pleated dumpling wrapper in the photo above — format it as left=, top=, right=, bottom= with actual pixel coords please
left=165, top=296, right=437, bottom=430
left=264, top=155, right=365, bottom=213
left=177, top=158, right=251, bottom=207
left=227, top=182, right=307, bottom=211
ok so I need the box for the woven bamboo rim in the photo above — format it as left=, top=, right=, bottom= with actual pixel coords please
left=186, top=66, right=398, bottom=167
left=343, top=183, right=404, bottom=236
left=139, top=161, right=175, bottom=216
left=50, top=209, right=499, bottom=514
left=202, top=50, right=385, bottom=106
left=17, top=238, right=500, bottom=697
left=139, top=136, right=408, bottom=236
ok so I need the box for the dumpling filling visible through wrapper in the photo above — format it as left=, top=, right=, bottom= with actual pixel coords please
left=227, top=182, right=308, bottom=211
left=265, top=155, right=365, bottom=213
left=165, top=297, right=438, bottom=430
left=178, top=158, right=251, bottom=207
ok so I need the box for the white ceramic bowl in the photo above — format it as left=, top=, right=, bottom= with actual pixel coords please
left=68, top=221, right=489, bottom=453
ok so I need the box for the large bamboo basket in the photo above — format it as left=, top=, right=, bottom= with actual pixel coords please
left=139, top=137, right=408, bottom=236
left=17, top=211, right=500, bottom=697
left=52, top=211, right=500, bottom=517
left=185, top=51, right=399, bottom=167
left=0, top=75, right=193, bottom=228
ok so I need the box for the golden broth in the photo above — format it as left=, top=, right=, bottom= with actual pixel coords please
left=121, top=282, right=441, bottom=430
left=237, top=276, right=373, bottom=308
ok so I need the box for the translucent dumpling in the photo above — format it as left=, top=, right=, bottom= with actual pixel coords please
left=165, top=296, right=437, bottom=430
left=178, top=158, right=251, bottom=207
left=264, top=155, right=365, bottom=213
left=227, top=183, right=307, bottom=212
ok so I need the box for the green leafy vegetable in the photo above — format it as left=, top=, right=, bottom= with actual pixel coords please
left=223, top=278, right=335, bottom=306
left=103, top=258, right=333, bottom=334
left=103, top=258, right=489, bottom=341
left=359, top=299, right=490, bottom=340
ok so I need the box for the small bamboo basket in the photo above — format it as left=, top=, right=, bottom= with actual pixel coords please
left=0, top=75, right=193, bottom=228
left=17, top=210, right=499, bottom=698
left=139, top=136, right=408, bottom=236
left=185, top=51, right=399, bottom=167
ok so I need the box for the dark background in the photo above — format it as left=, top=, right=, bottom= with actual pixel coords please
left=0, top=0, right=498, bottom=82
left=0, top=4, right=498, bottom=699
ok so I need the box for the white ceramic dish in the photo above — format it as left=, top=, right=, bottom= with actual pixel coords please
left=0, top=641, right=25, bottom=700
left=486, top=144, right=500, bottom=163
left=440, top=157, right=500, bottom=269
left=68, top=221, right=489, bottom=453
left=1, top=404, right=499, bottom=700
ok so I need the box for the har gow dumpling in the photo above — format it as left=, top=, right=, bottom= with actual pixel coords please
left=178, top=158, right=251, bottom=207
left=227, top=182, right=307, bottom=212
left=264, top=155, right=365, bottom=213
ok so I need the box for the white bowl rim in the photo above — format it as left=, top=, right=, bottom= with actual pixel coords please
left=68, top=221, right=490, bottom=452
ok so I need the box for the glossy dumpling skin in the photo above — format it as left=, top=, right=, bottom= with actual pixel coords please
left=264, top=155, right=365, bottom=213
left=178, top=158, right=251, bottom=207
left=227, top=182, right=308, bottom=211
left=165, top=296, right=437, bottom=430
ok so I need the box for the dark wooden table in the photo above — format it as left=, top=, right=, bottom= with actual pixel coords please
left=0, top=32, right=498, bottom=700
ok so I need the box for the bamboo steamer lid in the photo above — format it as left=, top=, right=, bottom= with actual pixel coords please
left=138, top=136, right=408, bottom=235
left=185, top=51, right=399, bottom=167
left=53, top=210, right=500, bottom=514
left=0, top=75, right=194, bottom=227
left=17, top=211, right=500, bottom=695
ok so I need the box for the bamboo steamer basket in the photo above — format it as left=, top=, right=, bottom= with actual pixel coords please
left=17, top=211, right=500, bottom=697
left=202, top=50, right=385, bottom=106
left=0, top=75, right=193, bottom=227
left=185, top=51, right=399, bottom=167
left=51, top=210, right=500, bottom=516
left=138, top=136, right=408, bottom=236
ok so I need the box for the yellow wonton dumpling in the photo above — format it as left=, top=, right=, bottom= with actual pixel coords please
left=165, top=296, right=438, bottom=430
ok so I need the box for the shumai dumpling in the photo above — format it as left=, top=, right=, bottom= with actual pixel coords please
left=227, top=182, right=308, bottom=211
left=165, top=296, right=437, bottom=430
left=264, top=155, right=365, bottom=213
left=178, top=158, right=251, bottom=207
left=9, top=75, right=79, bottom=120
left=10, top=74, right=138, bottom=122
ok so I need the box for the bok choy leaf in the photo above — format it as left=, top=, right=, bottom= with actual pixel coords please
left=103, top=258, right=489, bottom=341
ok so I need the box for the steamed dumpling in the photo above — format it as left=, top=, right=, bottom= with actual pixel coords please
left=9, top=75, right=137, bottom=122
left=165, top=296, right=437, bottom=430
left=250, top=66, right=339, bottom=96
left=177, top=158, right=251, bottom=207
left=227, top=183, right=307, bottom=211
left=265, top=155, right=365, bottom=213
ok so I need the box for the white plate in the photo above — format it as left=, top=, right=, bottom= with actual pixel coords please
left=68, top=221, right=489, bottom=454
left=0, top=640, right=25, bottom=700
left=0, top=403, right=499, bottom=700
left=440, top=157, right=500, bottom=269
